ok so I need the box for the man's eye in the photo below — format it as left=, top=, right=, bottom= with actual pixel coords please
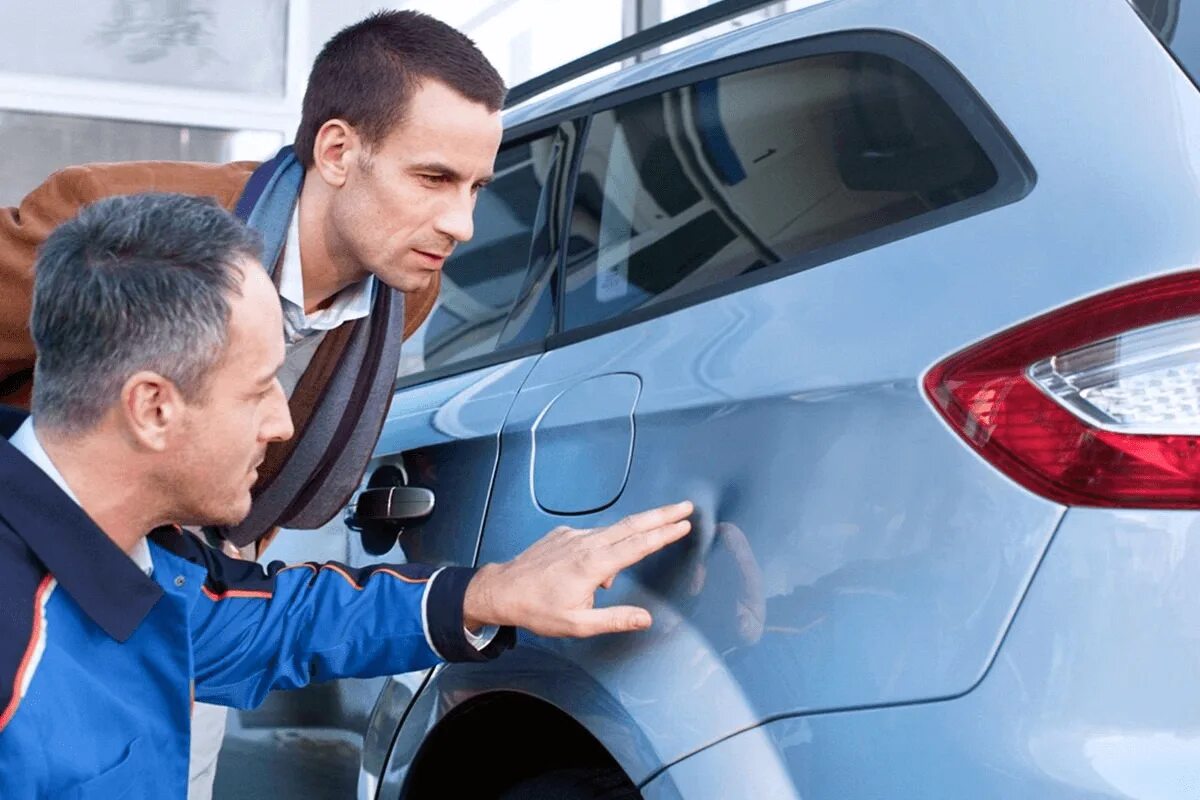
left=420, top=174, right=448, bottom=185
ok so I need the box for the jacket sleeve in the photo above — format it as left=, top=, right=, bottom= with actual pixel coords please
left=150, top=528, right=514, bottom=709
left=0, top=167, right=105, bottom=406
left=0, top=159, right=259, bottom=406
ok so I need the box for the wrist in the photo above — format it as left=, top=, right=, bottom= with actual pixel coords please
left=463, top=563, right=502, bottom=632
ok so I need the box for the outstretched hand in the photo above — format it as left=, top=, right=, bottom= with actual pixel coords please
left=463, top=501, right=694, bottom=638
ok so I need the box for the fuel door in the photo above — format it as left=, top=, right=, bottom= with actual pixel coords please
left=532, top=372, right=642, bottom=515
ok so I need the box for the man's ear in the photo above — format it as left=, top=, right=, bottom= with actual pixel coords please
left=311, top=119, right=363, bottom=188
left=120, top=371, right=183, bottom=452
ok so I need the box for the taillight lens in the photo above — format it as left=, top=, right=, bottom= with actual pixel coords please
left=924, top=272, right=1200, bottom=508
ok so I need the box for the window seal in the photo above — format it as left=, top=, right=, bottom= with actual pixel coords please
left=552, top=116, right=592, bottom=338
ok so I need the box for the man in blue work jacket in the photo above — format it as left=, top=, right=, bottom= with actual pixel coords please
left=0, top=193, right=693, bottom=798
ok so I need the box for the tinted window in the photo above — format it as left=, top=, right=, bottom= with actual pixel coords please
left=564, top=51, right=1000, bottom=330
left=399, top=134, right=559, bottom=377
left=1130, top=0, right=1200, bottom=88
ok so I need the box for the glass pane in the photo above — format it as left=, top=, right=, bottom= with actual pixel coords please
left=0, top=110, right=283, bottom=207
left=564, top=51, right=1000, bottom=330
left=1, top=0, right=287, bottom=95
left=398, top=134, right=559, bottom=377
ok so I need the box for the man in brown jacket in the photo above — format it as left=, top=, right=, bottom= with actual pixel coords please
left=0, top=10, right=510, bottom=798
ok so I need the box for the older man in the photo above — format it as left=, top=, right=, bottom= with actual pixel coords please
left=0, top=193, right=692, bottom=798
left=0, top=12, right=533, bottom=794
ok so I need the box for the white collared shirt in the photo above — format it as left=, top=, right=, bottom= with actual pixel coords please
left=277, top=199, right=374, bottom=345
left=10, top=418, right=154, bottom=576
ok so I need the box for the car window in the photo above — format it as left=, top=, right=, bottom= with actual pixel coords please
left=563, top=49, right=1004, bottom=331
left=398, top=132, right=560, bottom=378
left=1129, top=0, right=1200, bottom=89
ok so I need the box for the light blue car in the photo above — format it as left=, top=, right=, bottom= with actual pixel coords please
left=270, top=0, right=1200, bottom=797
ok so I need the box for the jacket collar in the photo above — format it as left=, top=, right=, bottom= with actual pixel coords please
left=0, top=436, right=163, bottom=642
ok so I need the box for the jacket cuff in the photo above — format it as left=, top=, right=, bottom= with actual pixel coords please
left=423, top=567, right=515, bottom=662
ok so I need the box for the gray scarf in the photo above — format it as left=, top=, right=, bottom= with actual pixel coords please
left=219, top=146, right=405, bottom=547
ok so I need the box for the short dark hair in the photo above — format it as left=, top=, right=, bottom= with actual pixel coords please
left=295, top=10, right=507, bottom=169
left=31, top=193, right=263, bottom=433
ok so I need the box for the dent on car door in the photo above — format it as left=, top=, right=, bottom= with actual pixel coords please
left=217, top=128, right=570, bottom=798
left=470, top=32, right=1052, bottom=782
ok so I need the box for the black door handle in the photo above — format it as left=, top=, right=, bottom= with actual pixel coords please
left=347, top=465, right=434, bottom=556
left=351, top=485, right=435, bottom=525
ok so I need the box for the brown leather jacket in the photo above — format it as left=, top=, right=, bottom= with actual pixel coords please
left=0, top=160, right=438, bottom=407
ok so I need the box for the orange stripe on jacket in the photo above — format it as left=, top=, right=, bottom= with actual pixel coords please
left=199, top=564, right=427, bottom=603
left=201, top=586, right=273, bottom=602
left=0, top=575, right=55, bottom=732
left=277, top=563, right=430, bottom=590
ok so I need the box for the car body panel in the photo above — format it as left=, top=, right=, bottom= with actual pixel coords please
left=353, top=356, right=540, bottom=567
left=642, top=508, right=1200, bottom=799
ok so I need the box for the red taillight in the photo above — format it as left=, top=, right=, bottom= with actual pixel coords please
left=924, top=271, right=1200, bottom=509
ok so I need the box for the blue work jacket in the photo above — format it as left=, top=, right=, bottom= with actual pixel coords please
left=0, top=433, right=513, bottom=798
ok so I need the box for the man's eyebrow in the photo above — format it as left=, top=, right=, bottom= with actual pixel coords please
left=411, top=162, right=493, bottom=184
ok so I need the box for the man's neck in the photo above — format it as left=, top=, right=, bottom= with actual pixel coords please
left=297, top=178, right=369, bottom=314
left=37, top=427, right=162, bottom=557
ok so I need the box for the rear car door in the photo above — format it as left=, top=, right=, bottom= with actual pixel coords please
left=471, top=30, right=1063, bottom=768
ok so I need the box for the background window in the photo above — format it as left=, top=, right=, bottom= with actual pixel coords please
left=564, top=51, right=1000, bottom=330
left=398, top=134, right=560, bottom=377
left=0, top=0, right=288, bottom=96
left=393, top=0, right=625, bottom=88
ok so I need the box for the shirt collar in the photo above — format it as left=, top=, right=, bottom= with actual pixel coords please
left=277, top=198, right=374, bottom=342
left=0, top=419, right=162, bottom=642
left=10, top=419, right=153, bottom=575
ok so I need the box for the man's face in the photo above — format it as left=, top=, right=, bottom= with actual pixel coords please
left=167, top=260, right=293, bottom=526
left=329, top=80, right=504, bottom=293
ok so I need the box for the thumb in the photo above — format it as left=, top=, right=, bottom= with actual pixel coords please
left=567, top=606, right=653, bottom=637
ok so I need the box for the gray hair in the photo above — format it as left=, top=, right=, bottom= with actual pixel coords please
left=31, top=192, right=263, bottom=433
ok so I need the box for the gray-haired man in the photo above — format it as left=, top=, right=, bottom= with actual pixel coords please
left=0, top=193, right=693, bottom=798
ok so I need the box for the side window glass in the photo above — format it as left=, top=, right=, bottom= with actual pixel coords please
left=399, top=133, right=560, bottom=377
left=565, top=50, right=1005, bottom=330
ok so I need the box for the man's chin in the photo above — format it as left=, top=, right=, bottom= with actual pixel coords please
left=373, top=265, right=437, bottom=294
left=184, top=498, right=253, bottom=529
left=220, top=502, right=254, bottom=528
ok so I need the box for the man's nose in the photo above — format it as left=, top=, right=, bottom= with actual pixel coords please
left=263, top=381, right=294, bottom=443
left=433, top=190, right=475, bottom=244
